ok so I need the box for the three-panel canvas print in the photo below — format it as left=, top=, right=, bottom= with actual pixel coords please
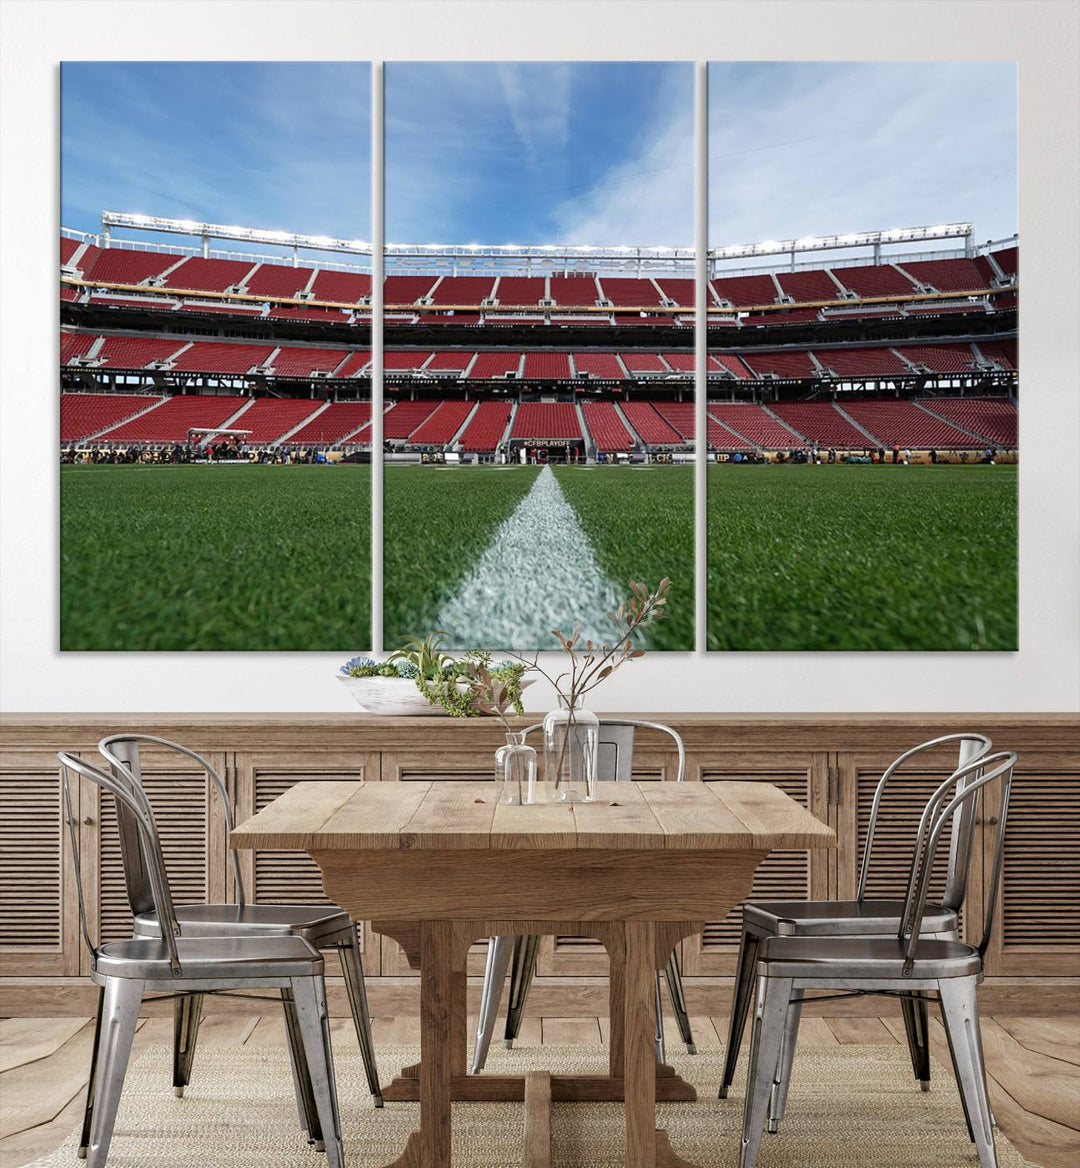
left=59, top=61, right=1018, bottom=653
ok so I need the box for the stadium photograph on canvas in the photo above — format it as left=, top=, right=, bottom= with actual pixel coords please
left=382, top=61, right=695, bottom=651
left=705, top=62, right=1018, bottom=651
left=59, top=62, right=373, bottom=651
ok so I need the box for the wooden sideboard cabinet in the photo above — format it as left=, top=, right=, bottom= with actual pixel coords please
left=1, top=713, right=1077, bottom=1015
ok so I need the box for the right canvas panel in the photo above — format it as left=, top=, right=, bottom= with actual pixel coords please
left=706, top=63, right=1018, bottom=651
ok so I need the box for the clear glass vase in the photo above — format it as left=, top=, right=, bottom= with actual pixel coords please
left=543, top=696, right=599, bottom=803
left=494, top=731, right=538, bottom=805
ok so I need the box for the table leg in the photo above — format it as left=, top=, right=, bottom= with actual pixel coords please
left=624, top=920, right=657, bottom=1167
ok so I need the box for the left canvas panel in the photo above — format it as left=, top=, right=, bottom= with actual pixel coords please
left=60, top=62, right=373, bottom=650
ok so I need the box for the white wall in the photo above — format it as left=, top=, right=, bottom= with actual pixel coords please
left=1, top=1, right=1077, bottom=714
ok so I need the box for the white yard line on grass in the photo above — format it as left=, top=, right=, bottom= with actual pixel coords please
left=436, top=464, right=622, bottom=649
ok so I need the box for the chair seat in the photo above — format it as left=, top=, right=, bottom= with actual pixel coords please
left=133, top=903, right=351, bottom=941
left=745, top=898, right=957, bottom=937
left=758, top=935, right=982, bottom=980
left=94, top=935, right=324, bottom=980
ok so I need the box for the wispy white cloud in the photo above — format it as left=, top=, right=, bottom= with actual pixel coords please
left=707, top=62, right=1017, bottom=249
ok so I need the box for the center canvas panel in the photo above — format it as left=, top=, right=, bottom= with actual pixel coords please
left=382, top=62, right=695, bottom=651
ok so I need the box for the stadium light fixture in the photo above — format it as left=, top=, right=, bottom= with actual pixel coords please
left=101, top=211, right=374, bottom=257
left=708, top=223, right=972, bottom=262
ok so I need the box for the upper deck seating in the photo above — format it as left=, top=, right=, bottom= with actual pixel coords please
left=582, top=401, right=634, bottom=451
left=310, top=270, right=372, bottom=303
left=61, top=393, right=163, bottom=441
left=598, top=278, right=664, bottom=307
left=162, top=256, right=253, bottom=293
left=85, top=248, right=181, bottom=286
left=429, top=276, right=495, bottom=306
left=493, top=276, right=546, bottom=306
left=384, top=275, right=438, bottom=304
left=775, top=269, right=839, bottom=303
left=709, top=274, right=778, bottom=308
left=901, top=258, right=990, bottom=293
left=547, top=275, right=601, bottom=307
left=511, top=402, right=582, bottom=440
left=245, top=264, right=317, bottom=299
left=97, top=394, right=247, bottom=443
left=654, top=278, right=696, bottom=307
left=830, top=264, right=919, bottom=298
left=459, top=400, right=512, bottom=451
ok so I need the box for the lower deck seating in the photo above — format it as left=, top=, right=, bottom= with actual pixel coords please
left=918, top=397, right=1017, bottom=446
left=459, top=401, right=512, bottom=451
left=771, top=402, right=873, bottom=446
left=408, top=400, right=475, bottom=445
left=61, top=393, right=163, bottom=442
left=842, top=399, right=981, bottom=448
left=95, top=395, right=248, bottom=443
left=707, top=403, right=806, bottom=449
left=282, top=401, right=371, bottom=446
left=651, top=401, right=694, bottom=440
left=620, top=401, right=684, bottom=446
left=383, top=399, right=441, bottom=440
left=582, top=402, right=634, bottom=451
left=707, top=417, right=755, bottom=450
left=232, top=398, right=323, bottom=444
left=511, top=402, right=582, bottom=440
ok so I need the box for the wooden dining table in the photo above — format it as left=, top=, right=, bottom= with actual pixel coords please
left=230, top=778, right=835, bottom=1168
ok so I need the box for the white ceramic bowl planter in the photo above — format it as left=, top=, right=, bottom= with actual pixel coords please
left=339, top=674, right=534, bottom=716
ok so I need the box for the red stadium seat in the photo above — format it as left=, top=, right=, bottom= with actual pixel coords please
left=494, top=276, right=546, bottom=307
left=842, top=399, right=980, bottom=448
left=270, top=347, right=352, bottom=378
left=459, top=401, right=512, bottom=451
left=61, top=393, right=164, bottom=442
left=511, top=403, right=582, bottom=440
left=830, top=264, right=919, bottom=298
left=97, top=395, right=248, bottom=443
left=429, top=276, right=495, bottom=306
left=283, top=401, right=372, bottom=446
left=408, top=400, right=475, bottom=445
left=231, top=398, right=324, bottom=444
left=548, top=275, right=601, bottom=307
left=310, top=270, right=372, bottom=303
left=918, top=398, right=1017, bottom=446
left=572, top=352, right=625, bottom=379
left=522, top=351, right=571, bottom=379
left=709, top=274, right=778, bottom=308
left=771, top=402, right=875, bottom=446
left=170, top=342, right=277, bottom=374
left=775, top=269, right=839, bottom=303
left=85, top=248, right=182, bottom=286
left=383, top=400, right=441, bottom=439
left=895, top=344, right=978, bottom=374
left=740, top=349, right=817, bottom=379
left=468, top=352, right=522, bottom=379
left=245, top=264, right=317, bottom=299
left=582, top=401, right=634, bottom=451
left=163, top=256, right=254, bottom=293
left=708, top=403, right=807, bottom=449
left=597, top=277, right=664, bottom=308
left=620, top=402, right=683, bottom=445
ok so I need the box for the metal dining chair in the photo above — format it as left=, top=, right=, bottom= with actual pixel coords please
left=472, top=719, right=694, bottom=1073
left=738, top=750, right=1015, bottom=1168
left=719, top=732, right=992, bottom=1101
left=88, top=734, right=380, bottom=1129
left=58, top=752, right=345, bottom=1168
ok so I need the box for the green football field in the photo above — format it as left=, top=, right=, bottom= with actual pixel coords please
left=383, top=464, right=695, bottom=650
left=61, top=461, right=1017, bottom=653
left=707, top=463, right=1018, bottom=651
left=61, top=464, right=371, bottom=651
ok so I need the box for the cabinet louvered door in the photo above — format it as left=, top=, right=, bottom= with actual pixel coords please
left=0, top=753, right=80, bottom=975
left=234, top=752, right=380, bottom=975
left=83, top=749, right=228, bottom=972
left=537, top=758, right=672, bottom=979
left=680, top=752, right=829, bottom=976
left=982, top=753, right=1080, bottom=976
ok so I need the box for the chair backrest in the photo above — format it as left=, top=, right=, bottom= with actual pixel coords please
left=522, top=718, right=685, bottom=782
left=858, top=733, right=993, bottom=909
left=98, top=734, right=245, bottom=912
left=57, top=751, right=183, bottom=975
left=898, top=750, right=1017, bottom=969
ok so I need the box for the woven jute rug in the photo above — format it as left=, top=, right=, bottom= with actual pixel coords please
left=30, top=1042, right=1029, bottom=1167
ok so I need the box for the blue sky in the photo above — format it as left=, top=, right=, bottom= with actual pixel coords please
left=61, top=63, right=370, bottom=260
left=385, top=62, right=694, bottom=247
left=708, top=62, right=1018, bottom=254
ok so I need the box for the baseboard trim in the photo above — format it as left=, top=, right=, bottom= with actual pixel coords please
left=2, top=976, right=1076, bottom=1017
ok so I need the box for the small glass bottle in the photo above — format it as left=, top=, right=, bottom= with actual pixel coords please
left=543, top=695, right=599, bottom=803
left=495, top=730, right=538, bottom=805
